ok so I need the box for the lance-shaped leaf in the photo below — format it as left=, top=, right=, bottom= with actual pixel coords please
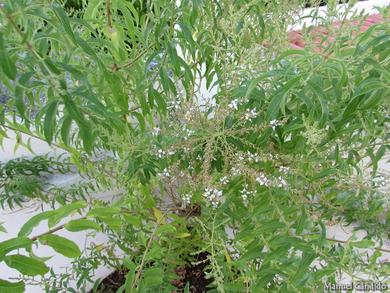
left=0, top=237, right=32, bottom=259
left=48, top=201, right=87, bottom=228
left=0, top=279, right=25, bottom=293
left=18, top=210, right=56, bottom=237
left=39, top=234, right=81, bottom=258
left=4, top=254, right=49, bottom=276
left=64, top=219, right=100, bottom=232
left=43, top=99, right=60, bottom=144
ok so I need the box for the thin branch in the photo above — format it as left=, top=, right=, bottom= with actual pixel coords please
left=326, top=237, right=390, bottom=254
left=114, top=41, right=158, bottom=71
left=30, top=216, right=86, bottom=241
left=2, top=124, right=73, bottom=153
left=105, top=0, right=112, bottom=29
left=130, top=224, right=159, bottom=291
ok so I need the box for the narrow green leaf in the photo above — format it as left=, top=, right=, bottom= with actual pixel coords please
left=0, top=279, right=25, bottom=293
left=48, top=201, right=87, bottom=228
left=18, top=211, right=56, bottom=237
left=266, top=77, right=300, bottom=120
left=62, top=95, right=87, bottom=127
left=64, top=219, right=100, bottom=232
left=0, top=33, right=16, bottom=80
left=0, top=237, right=32, bottom=259
left=273, top=49, right=306, bottom=64
left=351, top=239, right=375, bottom=248
left=14, top=85, right=26, bottom=119
left=43, top=58, right=61, bottom=75
left=52, top=4, right=77, bottom=44
left=44, top=99, right=60, bottom=144
left=4, top=254, right=49, bottom=276
left=39, top=234, right=81, bottom=258
left=88, top=207, right=120, bottom=218
left=61, top=114, right=73, bottom=145
left=291, top=252, right=316, bottom=286
left=143, top=268, right=164, bottom=287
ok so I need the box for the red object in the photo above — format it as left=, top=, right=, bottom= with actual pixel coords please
left=287, top=13, right=385, bottom=50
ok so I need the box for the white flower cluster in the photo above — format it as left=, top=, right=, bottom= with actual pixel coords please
left=157, top=168, right=170, bottom=178
left=270, top=119, right=282, bottom=130
left=231, top=166, right=241, bottom=176
left=247, top=151, right=260, bottom=163
left=220, top=176, right=230, bottom=185
left=256, top=173, right=269, bottom=186
left=203, top=187, right=223, bottom=208
left=237, top=151, right=260, bottom=163
left=156, top=148, right=175, bottom=158
left=228, top=99, right=239, bottom=110
left=266, top=153, right=279, bottom=160
left=152, top=126, right=160, bottom=136
left=183, top=126, right=195, bottom=140
left=240, top=184, right=254, bottom=202
left=244, top=108, right=258, bottom=121
left=279, top=166, right=290, bottom=174
left=287, top=247, right=303, bottom=258
left=266, top=274, right=283, bottom=288
left=184, top=106, right=196, bottom=120
left=182, top=193, right=192, bottom=206
left=157, top=149, right=165, bottom=158
left=169, top=99, right=181, bottom=110
left=276, top=176, right=288, bottom=188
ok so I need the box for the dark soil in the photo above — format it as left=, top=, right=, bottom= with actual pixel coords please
left=171, top=252, right=213, bottom=293
left=90, top=252, right=212, bottom=293
left=91, top=205, right=209, bottom=292
left=89, top=269, right=128, bottom=293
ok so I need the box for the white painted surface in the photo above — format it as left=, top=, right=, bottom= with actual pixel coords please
left=0, top=130, right=118, bottom=291
left=0, top=197, right=115, bottom=292
left=0, top=130, right=59, bottom=162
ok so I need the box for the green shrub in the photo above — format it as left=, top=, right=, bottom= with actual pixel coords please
left=0, top=0, right=390, bottom=292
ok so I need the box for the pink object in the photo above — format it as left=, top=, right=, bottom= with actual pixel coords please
left=287, top=13, right=386, bottom=50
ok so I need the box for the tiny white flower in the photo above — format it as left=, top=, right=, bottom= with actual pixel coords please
left=277, top=176, right=288, bottom=188
left=220, top=176, right=229, bottom=185
left=152, top=127, right=160, bottom=136
left=182, top=193, right=192, bottom=205
left=244, top=108, right=258, bottom=121
left=157, top=168, right=170, bottom=178
left=231, top=167, right=241, bottom=176
left=279, top=166, right=289, bottom=174
left=240, top=184, right=253, bottom=203
left=184, top=110, right=192, bottom=120
left=203, top=187, right=223, bottom=208
left=228, top=99, right=239, bottom=110
left=157, top=149, right=165, bottom=158
left=270, top=119, right=282, bottom=130
left=287, top=247, right=294, bottom=258
left=256, top=173, right=269, bottom=186
left=273, top=274, right=283, bottom=284
left=247, top=151, right=260, bottom=163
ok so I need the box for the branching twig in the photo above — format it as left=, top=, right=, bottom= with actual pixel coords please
left=130, top=224, right=159, bottom=291
left=30, top=216, right=86, bottom=241
left=1, top=124, right=73, bottom=153
left=105, top=0, right=112, bottom=29
left=326, top=237, right=390, bottom=254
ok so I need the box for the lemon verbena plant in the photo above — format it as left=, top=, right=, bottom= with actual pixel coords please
left=0, top=0, right=390, bottom=292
